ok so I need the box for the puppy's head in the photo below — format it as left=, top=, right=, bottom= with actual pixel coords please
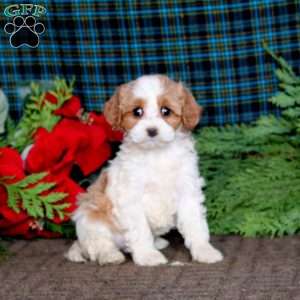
left=104, top=75, right=202, bottom=148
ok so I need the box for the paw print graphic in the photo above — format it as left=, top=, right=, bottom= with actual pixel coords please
left=4, top=16, right=45, bottom=48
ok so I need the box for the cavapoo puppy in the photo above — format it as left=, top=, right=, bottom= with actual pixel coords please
left=66, top=75, right=223, bottom=266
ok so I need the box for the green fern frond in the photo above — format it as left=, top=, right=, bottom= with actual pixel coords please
left=5, top=78, right=75, bottom=152
left=1, top=172, right=70, bottom=221
left=196, top=45, right=300, bottom=237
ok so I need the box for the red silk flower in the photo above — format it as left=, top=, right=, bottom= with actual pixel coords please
left=0, top=93, right=123, bottom=238
left=44, top=92, right=58, bottom=105
left=0, top=147, right=82, bottom=238
left=0, top=147, right=58, bottom=238
left=26, top=118, right=112, bottom=176
left=54, top=95, right=82, bottom=118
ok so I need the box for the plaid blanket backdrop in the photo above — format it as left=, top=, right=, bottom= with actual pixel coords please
left=0, top=0, right=299, bottom=125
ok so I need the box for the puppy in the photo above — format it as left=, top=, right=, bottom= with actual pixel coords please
left=66, top=75, right=223, bottom=266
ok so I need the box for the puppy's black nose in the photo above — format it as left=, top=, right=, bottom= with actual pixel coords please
left=147, top=127, right=158, bottom=137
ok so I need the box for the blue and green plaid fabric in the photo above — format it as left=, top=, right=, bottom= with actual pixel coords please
left=0, top=0, right=299, bottom=125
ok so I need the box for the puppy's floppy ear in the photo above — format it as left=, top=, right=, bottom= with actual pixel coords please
left=104, top=88, right=122, bottom=130
left=180, top=83, right=203, bottom=130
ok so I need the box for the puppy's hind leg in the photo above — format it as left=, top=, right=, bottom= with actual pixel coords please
left=68, top=172, right=126, bottom=265
left=76, top=218, right=126, bottom=266
left=92, top=234, right=125, bottom=266
left=67, top=202, right=125, bottom=266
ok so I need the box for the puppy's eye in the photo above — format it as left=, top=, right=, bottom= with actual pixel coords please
left=133, top=107, right=144, bottom=118
left=161, top=106, right=171, bottom=117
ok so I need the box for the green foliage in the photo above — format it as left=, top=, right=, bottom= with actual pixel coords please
left=0, top=172, right=69, bottom=221
left=195, top=45, right=300, bottom=237
left=264, top=42, right=300, bottom=133
left=2, top=78, right=75, bottom=152
left=197, top=151, right=300, bottom=237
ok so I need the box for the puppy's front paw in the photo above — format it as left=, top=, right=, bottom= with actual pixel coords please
left=97, top=249, right=126, bottom=266
left=192, top=243, right=223, bottom=264
left=134, top=249, right=168, bottom=266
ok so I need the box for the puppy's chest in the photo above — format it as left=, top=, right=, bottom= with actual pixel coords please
left=141, top=155, right=180, bottom=234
